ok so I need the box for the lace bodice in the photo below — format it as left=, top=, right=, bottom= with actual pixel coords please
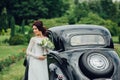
left=26, top=37, right=47, bottom=59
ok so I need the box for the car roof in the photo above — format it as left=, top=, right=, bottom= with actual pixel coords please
left=48, top=24, right=111, bottom=36
left=48, top=24, right=114, bottom=50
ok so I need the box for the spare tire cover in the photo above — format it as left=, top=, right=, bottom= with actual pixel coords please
left=79, top=50, right=114, bottom=78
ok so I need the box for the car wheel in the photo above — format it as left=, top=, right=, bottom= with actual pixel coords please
left=79, top=51, right=114, bottom=78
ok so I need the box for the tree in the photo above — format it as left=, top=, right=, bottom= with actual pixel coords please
left=88, top=0, right=102, bottom=14
left=0, top=7, right=8, bottom=32
left=43, top=0, right=70, bottom=18
left=100, top=0, right=117, bottom=20
left=113, top=2, right=120, bottom=26
left=10, top=16, right=15, bottom=37
left=67, top=0, right=89, bottom=24
left=7, top=0, right=48, bottom=24
left=5, top=0, right=69, bottom=24
left=21, top=19, right=25, bottom=34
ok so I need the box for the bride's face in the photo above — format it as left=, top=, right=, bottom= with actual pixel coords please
left=33, top=25, right=42, bottom=36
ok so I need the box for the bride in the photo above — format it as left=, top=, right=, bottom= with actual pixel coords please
left=26, top=20, right=51, bottom=80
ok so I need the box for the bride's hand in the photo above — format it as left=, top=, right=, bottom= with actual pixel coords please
left=38, top=55, right=46, bottom=60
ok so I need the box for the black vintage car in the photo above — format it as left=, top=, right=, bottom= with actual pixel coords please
left=47, top=24, right=120, bottom=80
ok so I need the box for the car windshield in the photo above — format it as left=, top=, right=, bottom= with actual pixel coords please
left=70, top=35, right=105, bottom=46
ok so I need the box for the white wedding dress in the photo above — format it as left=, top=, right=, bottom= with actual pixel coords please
left=26, top=37, right=49, bottom=80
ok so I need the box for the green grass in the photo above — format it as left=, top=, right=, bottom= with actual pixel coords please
left=112, top=36, right=120, bottom=56
left=0, top=59, right=25, bottom=80
left=112, top=36, right=119, bottom=43
left=0, top=45, right=27, bottom=60
left=114, top=44, right=120, bottom=57
left=0, top=35, right=27, bottom=60
left=0, top=35, right=26, bottom=80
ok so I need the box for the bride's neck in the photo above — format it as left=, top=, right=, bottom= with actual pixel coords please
left=36, top=34, right=44, bottom=38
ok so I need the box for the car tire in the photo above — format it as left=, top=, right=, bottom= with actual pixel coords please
left=79, top=50, right=114, bottom=78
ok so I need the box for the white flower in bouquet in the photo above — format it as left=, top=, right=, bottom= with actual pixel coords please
left=39, top=38, right=55, bottom=50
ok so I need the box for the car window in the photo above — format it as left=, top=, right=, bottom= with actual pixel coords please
left=70, top=35, right=105, bottom=46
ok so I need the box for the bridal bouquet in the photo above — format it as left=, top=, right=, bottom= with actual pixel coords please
left=38, top=38, right=55, bottom=50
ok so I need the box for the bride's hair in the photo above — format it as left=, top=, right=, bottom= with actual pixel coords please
left=33, top=20, right=47, bottom=36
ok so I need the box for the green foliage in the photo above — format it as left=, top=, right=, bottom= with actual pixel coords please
left=88, top=0, right=102, bottom=14
left=15, top=25, right=30, bottom=34
left=44, top=0, right=70, bottom=18
left=0, top=43, right=26, bottom=79
left=115, top=11, right=120, bottom=26
left=78, top=12, right=119, bottom=36
left=0, top=29, right=5, bottom=35
left=78, top=12, right=105, bottom=25
left=104, top=20, right=118, bottom=36
left=41, top=16, right=68, bottom=28
left=69, top=0, right=120, bottom=26
left=67, top=2, right=88, bottom=24
left=86, top=0, right=117, bottom=21
left=8, top=0, right=48, bottom=24
left=0, top=52, right=24, bottom=71
left=67, top=12, right=77, bottom=24
left=14, top=25, right=21, bottom=33
left=0, top=35, right=9, bottom=46
left=3, top=0, right=69, bottom=24
left=13, top=25, right=31, bottom=44
left=25, top=33, right=33, bottom=43
left=100, top=0, right=117, bottom=20
left=0, top=59, right=25, bottom=80
left=9, top=34, right=27, bottom=45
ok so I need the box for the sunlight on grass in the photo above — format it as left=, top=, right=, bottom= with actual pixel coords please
left=114, top=44, right=120, bottom=57
left=112, top=36, right=119, bottom=43
left=0, top=59, right=25, bottom=80
left=0, top=45, right=27, bottom=60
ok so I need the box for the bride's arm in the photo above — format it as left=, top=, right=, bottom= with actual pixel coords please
left=26, top=37, right=46, bottom=60
left=26, top=37, right=39, bottom=59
